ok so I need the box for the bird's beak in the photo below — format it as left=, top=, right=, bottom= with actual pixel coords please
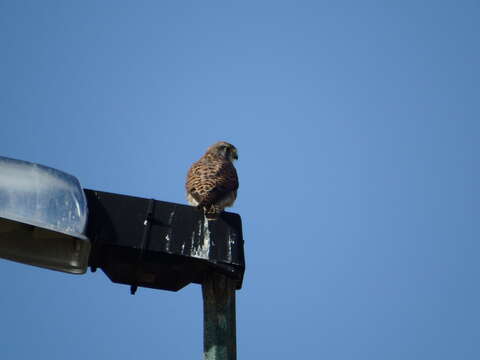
left=233, top=151, right=238, bottom=160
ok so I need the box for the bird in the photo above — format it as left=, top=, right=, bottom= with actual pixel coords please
left=186, top=141, right=239, bottom=220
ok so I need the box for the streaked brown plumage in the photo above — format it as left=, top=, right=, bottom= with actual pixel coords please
left=186, top=141, right=239, bottom=220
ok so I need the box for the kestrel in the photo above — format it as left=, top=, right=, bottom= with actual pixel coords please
left=186, top=141, right=239, bottom=220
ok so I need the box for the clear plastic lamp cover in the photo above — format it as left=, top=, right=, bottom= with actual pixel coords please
left=0, top=156, right=90, bottom=274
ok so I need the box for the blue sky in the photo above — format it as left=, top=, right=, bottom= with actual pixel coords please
left=1, top=1, right=479, bottom=359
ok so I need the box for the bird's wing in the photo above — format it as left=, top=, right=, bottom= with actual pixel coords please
left=186, top=158, right=238, bottom=207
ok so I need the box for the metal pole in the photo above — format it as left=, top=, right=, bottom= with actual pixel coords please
left=202, top=272, right=237, bottom=360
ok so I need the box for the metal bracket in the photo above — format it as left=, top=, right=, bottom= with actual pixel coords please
left=130, top=198, right=155, bottom=295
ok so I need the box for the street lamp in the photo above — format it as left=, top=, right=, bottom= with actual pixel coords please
left=0, top=156, right=90, bottom=273
left=0, top=155, right=244, bottom=359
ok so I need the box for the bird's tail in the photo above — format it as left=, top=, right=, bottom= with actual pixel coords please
left=198, top=204, right=222, bottom=221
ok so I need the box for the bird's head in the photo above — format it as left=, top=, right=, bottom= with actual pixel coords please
left=206, top=141, right=238, bottom=162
